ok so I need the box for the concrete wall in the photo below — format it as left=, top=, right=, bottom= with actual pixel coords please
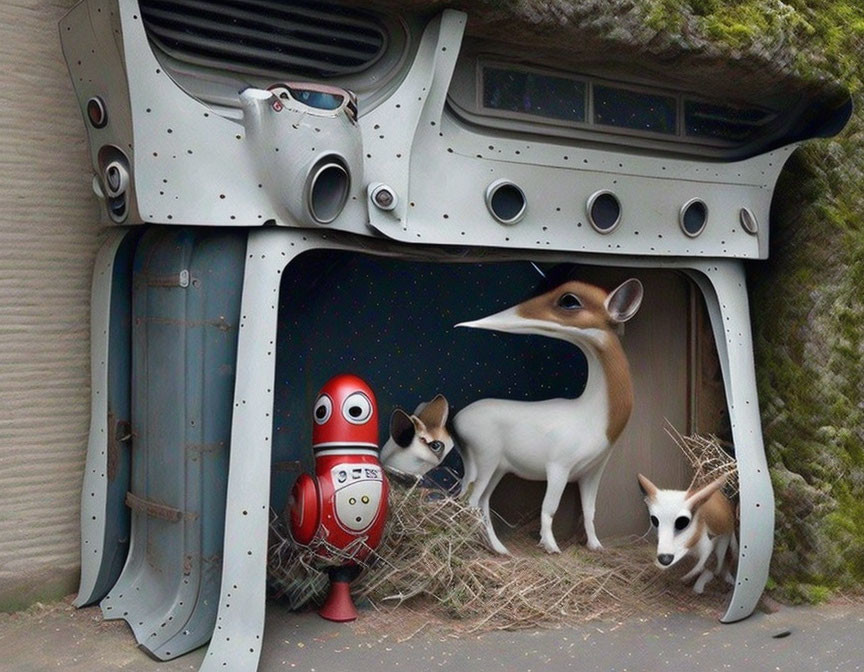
left=0, top=0, right=103, bottom=610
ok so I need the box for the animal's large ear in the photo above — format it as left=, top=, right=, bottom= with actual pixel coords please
left=390, top=409, right=416, bottom=448
left=685, top=475, right=727, bottom=511
left=637, top=473, right=658, bottom=499
left=418, top=394, right=449, bottom=428
left=605, top=279, right=643, bottom=323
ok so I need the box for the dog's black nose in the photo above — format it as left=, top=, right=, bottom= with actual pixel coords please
left=657, top=554, right=674, bottom=566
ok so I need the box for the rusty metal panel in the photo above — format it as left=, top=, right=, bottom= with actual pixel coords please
left=75, top=228, right=139, bottom=607
left=100, top=227, right=245, bottom=660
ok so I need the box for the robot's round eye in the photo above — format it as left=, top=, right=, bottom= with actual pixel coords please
left=675, top=516, right=691, bottom=531
left=650, top=515, right=659, bottom=528
left=342, top=392, right=373, bottom=424
left=313, top=395, right=332, bottom=425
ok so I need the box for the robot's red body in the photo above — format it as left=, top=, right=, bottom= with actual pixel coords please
left=289, top=374, right=389, bottom=621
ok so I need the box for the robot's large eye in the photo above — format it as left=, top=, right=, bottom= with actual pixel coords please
left=342, top=392, right=373, bottom=424
left=313, top=395, right=332, bottom=425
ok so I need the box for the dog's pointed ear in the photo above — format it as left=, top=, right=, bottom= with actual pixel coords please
left=418, top=394, right=449, bottom=428
left=637, top=473, right=658, bottom=499
left=685, top=475, right=727, bottom=510
left=390, top=409, right=416, bottom=448
left=409, top=414, right=428, bottom=435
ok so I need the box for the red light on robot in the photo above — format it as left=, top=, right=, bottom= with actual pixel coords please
left=86, top=97, right=107, bottom=128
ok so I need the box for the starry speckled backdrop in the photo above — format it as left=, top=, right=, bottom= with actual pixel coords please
left=270, top=251, right=694, bottom=540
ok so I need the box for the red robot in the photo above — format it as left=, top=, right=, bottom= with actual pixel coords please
left=289, top=374, right=389, bottom=622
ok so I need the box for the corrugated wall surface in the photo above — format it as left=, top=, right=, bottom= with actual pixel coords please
left=0, top=0, right=104, bottom=610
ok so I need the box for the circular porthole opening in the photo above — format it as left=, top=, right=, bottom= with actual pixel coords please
left=307, top=158, right=350, bottom=224
left=485, top=179, right=526, bottom=225
left=104, top=161, right=129, bottom=198
left=587, top=191, right=621, bottom=233
left=87, top=97, right=107, bottom=129
left=740, top=207, right=758, bottom=235
left=107, top=195, right=127, bottom=223
left=680, top=199, right=708, bottom=237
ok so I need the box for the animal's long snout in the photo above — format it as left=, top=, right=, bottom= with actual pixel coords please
left=455, top=306, right=521, bottom=332
left=657, top=554, right=674, bottom=567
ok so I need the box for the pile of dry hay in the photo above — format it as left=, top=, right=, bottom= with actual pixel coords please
left=664, top=421, right=739, bottom=497
left=268, top=429, right=737, bottom=635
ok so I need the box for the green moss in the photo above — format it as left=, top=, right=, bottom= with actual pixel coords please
left=774, top=582, right=834, bottom=605
left=749, top=78, right=864, bottom=599
left=646, top=0, right=864, bottom=91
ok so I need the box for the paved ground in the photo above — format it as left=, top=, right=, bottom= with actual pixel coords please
left=1, top=599, right=862, bottom=672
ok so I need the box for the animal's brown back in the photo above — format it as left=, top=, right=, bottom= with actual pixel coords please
left=701, top=489, right=735, bottom=536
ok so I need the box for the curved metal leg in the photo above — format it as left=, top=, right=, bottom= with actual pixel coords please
left=200, top=229, right=315, bottom=672
left=685, top=261, right=775, bottom=623
left=75, top=228, right=137, bottom=607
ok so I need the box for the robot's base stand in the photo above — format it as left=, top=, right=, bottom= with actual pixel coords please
left=319, top=566, right=361, bottom=622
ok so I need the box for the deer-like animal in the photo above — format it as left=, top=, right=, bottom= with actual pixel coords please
left=637, top=473, right=737, bottom=593
left=454, top=278, right=643, bottom=555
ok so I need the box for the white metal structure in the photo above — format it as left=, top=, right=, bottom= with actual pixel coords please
left=62, top=0, right=851, bottom=670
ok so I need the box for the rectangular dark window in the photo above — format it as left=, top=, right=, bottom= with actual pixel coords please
left=482, top=66, right=587, bottom=123
left=593, top=85, right=677, bottom=135
left=684, top=100, right=773, bottom=142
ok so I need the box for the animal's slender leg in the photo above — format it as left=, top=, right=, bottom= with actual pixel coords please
left=478, top=469, right=508, bottom=555
left=713, top=534, right=731, bottom=580
left=467, top=462, right=497, bottom=508
left=681, top=535, right=712, bottom=584
left=694, top=569, right=715, bottom=594
left=539, top=466, right=569, bottom=554
left=577, top=454, right=611, bottom=551
left=724, top=533, right=738, bottom=584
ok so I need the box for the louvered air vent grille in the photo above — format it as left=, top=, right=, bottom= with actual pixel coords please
left=139, top=0, right=389, bottom=79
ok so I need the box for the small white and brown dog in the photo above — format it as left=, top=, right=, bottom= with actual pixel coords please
left=380, top=395, right=454, bottom=477
left=637, top=473, right=737, bottom=594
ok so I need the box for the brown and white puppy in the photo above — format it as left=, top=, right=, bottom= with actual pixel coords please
left=638, top=473, right=737, bottom=593
left=380, top=395, right=454, bottom=478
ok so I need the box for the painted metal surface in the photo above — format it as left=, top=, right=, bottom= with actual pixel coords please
left=684, top=265, right=774, bottom=622
left=201, top=227, right=773, bottom=670
left=56, top=2, right=830, bottom=262
left=75, top=228, right=138, bottom=607
left=101, top=227, right=246, bottom=661
left=58, top=0, right=846, bottom=664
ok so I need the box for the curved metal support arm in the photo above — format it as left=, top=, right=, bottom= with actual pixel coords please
left=75, top=228, right=136, bottom=607
left=684, top=261, right=774, bottom=623
left=200, top=230, right=317, bottom=671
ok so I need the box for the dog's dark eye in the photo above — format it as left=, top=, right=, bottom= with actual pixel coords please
left=675, top=516, right=690, bottom=531
left=557, top=293, right=582, bottom=310
left=428, top=440, right=444, bottom=455
left=650, top=515, right=659, bottom=527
